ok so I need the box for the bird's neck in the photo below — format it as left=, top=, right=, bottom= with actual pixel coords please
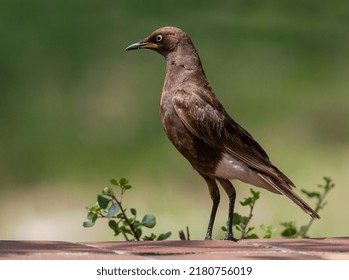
left=166, top=56, right=203, bottom=72
left=165, top=56, right=206, bottom=84
left=163, top=55, right=206, bottom=91
left=165, top=40, right=205, bottom=74
left=161, top=44, right=208, bottom=118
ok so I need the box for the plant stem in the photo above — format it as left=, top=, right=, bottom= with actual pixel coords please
left=241, top=203, right=255, bottom=239
left=111, top=194, right=140, bottom=241
left=122, top=231, right=130, bottom=241
left=301, top=185, right=331, bottom=238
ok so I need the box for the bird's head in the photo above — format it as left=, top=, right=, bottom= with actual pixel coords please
left=126, top=26, right=203, bottom=72
left=125, top=26, right=192, bottom=58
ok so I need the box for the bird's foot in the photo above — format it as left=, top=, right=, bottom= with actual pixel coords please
left=223, top=233, right=238, bottom=242
left=204, top=235, right=212, bottom=240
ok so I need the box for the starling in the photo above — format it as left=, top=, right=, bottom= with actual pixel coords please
left=125, top=26, right=319, bottom=240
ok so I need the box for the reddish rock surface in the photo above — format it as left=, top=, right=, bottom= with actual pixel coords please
left=0, top=238, right=348, bottom=260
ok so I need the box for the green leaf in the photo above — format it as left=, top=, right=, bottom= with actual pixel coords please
left=97, top=195, right=111, bottom=209
left=260, top=224, right=275, bottom=238
left=240, top=197, right=252, bottom=206
left=121, top=227, right=132, bottom=235
left=266, top=225, right=274, bottom=231
left=108, top=220, right=121, bottom=235
left=321, top=177, right=335, bottom=191
left=280, top=221, right=298, bottom=237
left=130, top=208, right=137, bottom=216
left=107, top=203, right=119, bottom=218
left=83, top=221, right=95, bottom=228
left=250, top=188, right=260, bottom=198
left=143, top=233, right=156, bottom=241
left=116, top=213, right=123, bottom=219
left=141, top=214, right=156, bottom=228
left=108, top=219, right=118, bottom=230
left=135, top=227, right=142, bottom=239
left=232, top=213, right=242, bottom=225
left=235, top=225, right=243, bottom=232
left=86, top=203, right=100, bottom=212
left=245, top=226, right=255, bottom=234
left=301, top=189, right=320, bottom=198
left=87, top=212, right=98, bottom=223
left=281, top=227, right=297, bottom=237
left=157, top=231, right=172, bottom=241
left=119, top=177, right=129, bottom=186
left=240, top=216, right=249, bottom=226
left=102, top=187, right=114, bottom=196
left=109, top=178, right=119, bottom=186
left=123, top=184, right=132, bottom=190
left=122, top=219, right=133, bottom=227
left=246, top=233, right=258, bottom=239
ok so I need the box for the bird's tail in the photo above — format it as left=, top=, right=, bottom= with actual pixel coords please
left=258, top=173, right=320, bottom=219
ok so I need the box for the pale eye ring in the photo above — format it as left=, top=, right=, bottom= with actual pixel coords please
left=155, top=34, right=163, bottom=42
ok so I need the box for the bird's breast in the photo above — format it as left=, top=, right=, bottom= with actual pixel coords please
left=160, top=98, right=190, bottom=151
left=160, top=95, right=222, bottom=175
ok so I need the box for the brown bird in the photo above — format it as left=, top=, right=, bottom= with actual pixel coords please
left=125, top=26, right=319, bottom=240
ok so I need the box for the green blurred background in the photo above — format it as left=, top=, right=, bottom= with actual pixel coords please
left=1, top=0, right=348, bottom=241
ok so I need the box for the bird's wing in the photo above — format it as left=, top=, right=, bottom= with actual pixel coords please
left=172, top=89, right=295, bottom=187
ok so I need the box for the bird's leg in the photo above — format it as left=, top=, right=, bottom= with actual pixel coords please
left=202, top=175, right=220, bottom=240
left=217, top=179, right=237, bottom=241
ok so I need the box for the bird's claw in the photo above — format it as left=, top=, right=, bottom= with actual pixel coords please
left=223, top=233, right=238, bottom=241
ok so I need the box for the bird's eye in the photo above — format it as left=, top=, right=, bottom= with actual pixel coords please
left=155, top=34, right=163, bottom=42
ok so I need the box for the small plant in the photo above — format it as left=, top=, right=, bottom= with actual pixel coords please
left=221, top=189, right=260, bottom=239
left=260, top=224, right=277, bottom=239
left=222, top=188, right=275, bottom=239
left=280, top=221, right=301, bottom=238
left=83, top=177, right=171, bottom=241
left=281, top=176, right=335, bottom=238
left=222, top=177, right=335, bottom=239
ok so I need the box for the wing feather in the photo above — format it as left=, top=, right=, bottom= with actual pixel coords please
left=173, top=89, right=295, bottom=187
left=172, top=89, right=320, bottom=218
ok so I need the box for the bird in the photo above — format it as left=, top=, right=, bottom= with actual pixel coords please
left=125, top=26, right=319, bottom=241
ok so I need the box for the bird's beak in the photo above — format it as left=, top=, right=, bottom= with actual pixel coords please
left=125, top=41, right=158, bottom=51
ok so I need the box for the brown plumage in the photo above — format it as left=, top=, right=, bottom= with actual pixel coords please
left=125, top=26, right=319, bottom=240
